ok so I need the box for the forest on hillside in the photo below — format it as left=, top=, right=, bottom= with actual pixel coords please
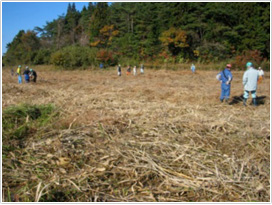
left=2, top=2, right=270, bottom=69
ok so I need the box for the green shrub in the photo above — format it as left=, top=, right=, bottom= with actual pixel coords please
left=197, top=42, right=229, bottom=63
left=2, top=104, right=57, bottom=144
left=118, top=57, right=139, bottom=67
left=50, top=46, right=99, bottom=69
left=33, top=49, right=51, bottom=65
left=50, top=50, right=68, bottom=67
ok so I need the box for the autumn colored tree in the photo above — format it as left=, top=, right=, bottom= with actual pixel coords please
left=3, top=2, right=270, bottom=67
left=89, top=2, right=109, bottom=42
left=90, top=25, right=119, bottom=48
left=96, top=49, right=117, bottom=66
left=159, top=27, right=189, bottom=56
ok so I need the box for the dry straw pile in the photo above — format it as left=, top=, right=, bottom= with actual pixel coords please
left=2, top=67, right=270, bottom=202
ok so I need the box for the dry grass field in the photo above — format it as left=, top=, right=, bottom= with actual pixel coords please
left=2, top=67, right=270, bottom=202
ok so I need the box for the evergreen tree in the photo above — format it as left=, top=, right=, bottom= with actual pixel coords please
left=89, top=2, right=109, bottom=42
left=3, top=2, right=270, bottom=66
left=4, top=30, right=40, bottom=65
left=65, top=3, right=81, bottom=44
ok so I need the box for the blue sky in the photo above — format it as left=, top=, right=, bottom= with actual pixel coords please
left=2, top=2, right=90, bottom=54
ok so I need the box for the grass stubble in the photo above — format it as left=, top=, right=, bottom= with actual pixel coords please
left=2, top=67, right=270, bottom=202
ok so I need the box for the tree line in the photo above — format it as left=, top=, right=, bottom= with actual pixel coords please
left=3, top=2, right=270, bottom=69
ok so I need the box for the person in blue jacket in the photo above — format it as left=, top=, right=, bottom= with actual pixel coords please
left=243, top=62, right=259, bottom=106
left=191, top=63, right=196, bottom=74
left=216, top=64, right=233, bottom=103
left=23, top=66, right=30, bottom=83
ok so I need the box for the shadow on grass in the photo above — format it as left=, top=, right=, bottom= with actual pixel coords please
left=256, top=96, right=267, bottom=105
left=229, top=95, right=266, bottom=105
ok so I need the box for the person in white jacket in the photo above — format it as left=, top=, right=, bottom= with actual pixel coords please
left=140, top=64, right=144, bottom=74
left=243, top=62, right=259, bottom=106
left=133, top=66, right=137, bottom=76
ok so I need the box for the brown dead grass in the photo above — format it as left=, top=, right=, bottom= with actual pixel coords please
left=2, top=67, right=270, bottom=202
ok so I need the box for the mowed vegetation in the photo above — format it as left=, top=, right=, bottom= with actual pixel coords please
left=2, top=66, right=270, bottom=202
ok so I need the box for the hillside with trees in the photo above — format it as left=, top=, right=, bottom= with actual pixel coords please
left=2, top=2, right=270, bottom=69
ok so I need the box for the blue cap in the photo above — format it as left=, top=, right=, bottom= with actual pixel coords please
left=246, top=62, right=253, bottom=67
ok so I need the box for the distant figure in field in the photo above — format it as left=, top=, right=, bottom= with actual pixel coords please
left=216, top=64, right=233, bottom=103
left=23, top=66, right=30, bottom=83
left=11, top=68, right=14, bottom=76
left=243, top=62, right=259, bottom=106
left=191, top=64, right=196, bottom=74
left=29, top=68, right=37, bottom=83
left=16, top=65, right=22, bottom=84
left=99, top=63, right=104, bottom=69
left=133, top=66, right=137, bottom=76
left=126, top=65, right=131, bottom=75
left=140, top=64, right=144, bottom=74
left=117, top=64, right=121, bottom=76
left=258, top=67, right=264, bottom=84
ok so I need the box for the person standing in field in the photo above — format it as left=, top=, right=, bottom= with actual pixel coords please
left=243, top=62, right=259, bottom=106
left=126, top=65, right=131, bottom=75
left=191, top=63, right=196, bottom=74
left=257, top=67, right=264, bottom=84
left=16, top=65, right=22, bottom=84
left=117, top=64, right=121, bottom=76
left=11, top=68, right=14, bottom=76
left=23, top=66, right=30, bottom=83
left=140, top=64, right=144, bottom=74
left=216, top=64, right=233, bottom=103
left=133, top=66, right=137, bottom=76
left=29, top=68, right=37, bottom=83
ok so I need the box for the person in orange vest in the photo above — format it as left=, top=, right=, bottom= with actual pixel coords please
left=257, top=67, right=264, bottom=84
